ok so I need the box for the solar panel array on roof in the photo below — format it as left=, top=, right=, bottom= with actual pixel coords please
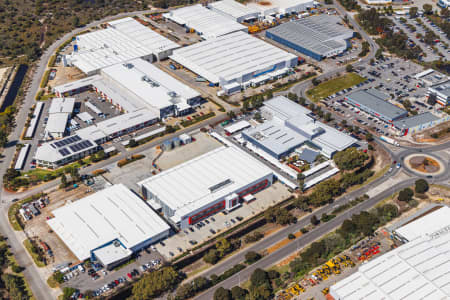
left=69, top=140, right=94, bottom=153
left=58, top=148, right=71, bottom=156
left=54, top=135, right=81, bottom=148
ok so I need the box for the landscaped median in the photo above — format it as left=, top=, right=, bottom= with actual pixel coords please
left=23, top=239, right=46, bottom=268
left=180, top=112, right=216, bottom=128
left=117, top=154, right=145, bottom=167
left=306, top=73, right=366, bottom=102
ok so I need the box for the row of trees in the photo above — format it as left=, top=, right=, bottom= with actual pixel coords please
left=290, top=203, right=398, bottom=277
left=213, top=268, right=281, bottom=300
left=203, top=238, right=235, bottom=264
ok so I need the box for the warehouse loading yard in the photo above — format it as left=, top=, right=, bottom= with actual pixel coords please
left=3, top=0, right=450, bottom=299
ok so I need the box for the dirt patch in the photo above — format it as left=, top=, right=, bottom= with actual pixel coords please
left=413, top=120, right=450, bottom=143
left=267, top=232, right=302, bottom=254
left=409, top=156, right=440, bottom=173
left=259, top=1, right=272, bottom=5
left=23, top=185, right=95, bottom=276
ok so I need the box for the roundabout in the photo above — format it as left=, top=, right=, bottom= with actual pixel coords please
left=403, top=154, right=446, bottom=177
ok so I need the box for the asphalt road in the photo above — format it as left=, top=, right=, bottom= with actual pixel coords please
left=0, top=8, right=185, bottom=300
left=194, top=177, right=419, bottom=300
left=194, top=136, right=450, bottom=299
left=0, top=4, right=445, bottom=300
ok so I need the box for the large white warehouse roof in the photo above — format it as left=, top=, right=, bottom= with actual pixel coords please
left=246, top=0, right=313, bottom=16
left=47, top=184, right=170, bottom=261
left=69, top=18, right=179, bottom=74
left=138, top=146, right=274, bottom=222
left=100, top=58, right=200, bottom=110
left=330, top=206, right=450, bottom=300
left=170, top=31, right=297, bottom=85
left=208, top=0, right=261, bottom=22
left=163, top=4, right=247, bottom=39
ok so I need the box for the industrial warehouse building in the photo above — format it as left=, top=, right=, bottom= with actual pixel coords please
left=330, top=205, right=450, bottom=300
left=208, top=0, right=261, bottom=23
left=246, top=0, right=313, bottom=17
left=45, top=98, right=75, bottom=138
left=47, top=184, right=170, bottom=270
left=266, top=15, right=354, bottom=61
left=393, top=112, right=443, bottom=136
left=170, top=31, right=298, bottom=91
left=35, top=109, right=158, bottom=168
left=68, top=17, right=179, bottom=75
left=55, top=58, right=201, bottom=119
left=138, top=146, right=275, bottom=229
left=345, top=89, right=408, bottom=123
left=163, top=4, right=248, bottom=40
left=427, top=79, right=450, bottom=106
left=242, top=96, right=357, bottom=159
left=34, top=135, right=99, bottom=169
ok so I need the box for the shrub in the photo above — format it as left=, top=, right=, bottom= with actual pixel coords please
left=245, top=251, right=261, bottom=264
left=40, top=70, right=51, bottom=88
left=288, top=233, right=296, bottom=240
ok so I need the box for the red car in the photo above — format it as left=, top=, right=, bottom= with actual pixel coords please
left=127, top=273, right=132, bottom=279
left=115, top=280, right=119, bottom=285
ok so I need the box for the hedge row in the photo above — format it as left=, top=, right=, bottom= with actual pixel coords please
left=40, top=70, right=50, bottom=88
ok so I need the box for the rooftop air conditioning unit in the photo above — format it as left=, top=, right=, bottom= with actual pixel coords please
left=168, top=91, right=177, bottom=98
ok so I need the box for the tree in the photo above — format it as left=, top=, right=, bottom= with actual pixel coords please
left=423, top=3, right=433, bottom=14
left=415, top=179, right=429, bottom=194
left=409, top=6, right=418, bottom=18
left=287, top=92, right=299, bottom=102
left=60, top=174, right=67, bottom=188
left=338, top=219, right=356, bottom=237
left=192, top=276, right=210, bottom=292
left=312, top=78, right=321, bottom=86
left=0, top=129, right=8, bottom=147
left=128, top=139, right=137, bottom=147
left=245, top=251, right=262, bottom=264
left=176, top=283, right=195, bottom=300
left=352, top=211, right=379, bottom=236
left=70, top=167, right=80, bottom=182
left=250, top=268, right=270, bottom=288
left=4, top=168, right=20, bottom=182
left=324, top=112, right=332, bottom=122
left=130, top=267, right=181, bottom=299
left=365, top=132, right=374, bottom=142
left=398, top=188, right=414, bottom=202
left=227, top=110, right=236, bottom=119
left=288, top=233, right=296, bottom=240
left=231, top=286, right=248, bottom=300
left=310, top=215, right=320, bottom=226
left=325, top=0, right=333, bottom=4
left=72, top=16, right=80, bottom=27
left=333, top=148, right=368, bottom=170
left=62, top=287, right=77, bottom=300
left=216, top=238, right=232, bottom=257
left=346, top=64, right=354, bottom=73
left=203, top=249, right=220, bottom=264
left=441, top=7, right=450, bottom=18
left=214, top=287, right=232, bottom=300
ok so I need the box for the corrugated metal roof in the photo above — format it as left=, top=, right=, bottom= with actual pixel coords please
left=267, top=15, right=353, bottom=56
left=164, top=4, right=247, bottom=39
left=393, top=112, right=440, bottom=129
left=47, top=184, right=170, bottom=261
left=330, top=206, right=450, bottom=300
left=170, top=31, right=297, bottom=84
left=138, top=146, right=274, bottom=220
left=346, top=89, right=407, bottom=121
